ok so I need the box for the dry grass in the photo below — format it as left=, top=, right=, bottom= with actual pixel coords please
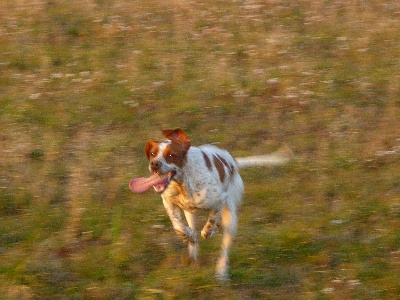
left=1, top=0, right=400, bottom=299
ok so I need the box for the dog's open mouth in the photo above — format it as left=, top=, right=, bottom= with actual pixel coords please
left=129, top=171, right=176, bottom=194
left=152, top=171, right=176, bottom=193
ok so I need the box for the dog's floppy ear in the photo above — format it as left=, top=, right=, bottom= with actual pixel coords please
left=162, top=128, right=191, bottom=152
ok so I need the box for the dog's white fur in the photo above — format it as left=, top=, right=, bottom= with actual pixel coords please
left=144, top=129, right=291, bottom=281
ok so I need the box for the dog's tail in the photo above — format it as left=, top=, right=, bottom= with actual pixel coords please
left=235, top=145, right=294, bottom=169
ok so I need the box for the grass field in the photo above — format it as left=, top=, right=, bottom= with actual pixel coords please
left=1, top=0, right=400, bottom=299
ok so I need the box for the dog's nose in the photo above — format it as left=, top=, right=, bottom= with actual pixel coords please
left=151, top=160, right=161, bottom=170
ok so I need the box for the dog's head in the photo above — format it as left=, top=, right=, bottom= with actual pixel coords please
left=144, top=129, right=191, bottom=193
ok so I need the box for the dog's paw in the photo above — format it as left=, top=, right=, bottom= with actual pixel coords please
left=215, top=272, right=230, bottom=283
left=176, top=228, right=197, bottom=244
left=215, top=256, right=230, bottom=282
left=201, top=227, right=212, bottom=239
left=201, top=223, right=220, bottom=239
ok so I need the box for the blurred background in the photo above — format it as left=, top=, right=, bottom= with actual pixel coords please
left=1, top=0, right=399, bottom=299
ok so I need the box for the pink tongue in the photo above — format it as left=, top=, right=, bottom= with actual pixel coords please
left=129, top=173, right=168, bottom=193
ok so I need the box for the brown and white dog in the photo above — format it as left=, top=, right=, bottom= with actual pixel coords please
left=129, top=129, right=291, bottom=281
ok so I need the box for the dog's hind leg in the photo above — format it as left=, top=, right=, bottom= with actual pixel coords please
left=215, top=203, right=237, bottom=281
left=183, top=210, right=198, bottom=262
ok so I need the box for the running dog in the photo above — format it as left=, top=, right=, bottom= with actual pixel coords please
left=129, top=128, right=291, bottom=281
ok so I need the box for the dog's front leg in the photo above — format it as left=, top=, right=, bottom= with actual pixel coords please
left=162, top=199, right=197, bottom=244
left=183, top=210, right=198, bottom=262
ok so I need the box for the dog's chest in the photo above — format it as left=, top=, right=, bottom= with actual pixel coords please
left=162, top=181, right=202, bottom=212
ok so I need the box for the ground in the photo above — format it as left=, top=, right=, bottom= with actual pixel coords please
left=0, top=0, right=400, bottom=299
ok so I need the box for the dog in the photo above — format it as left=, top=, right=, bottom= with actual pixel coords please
left=129, top=128, right=292, bottom=281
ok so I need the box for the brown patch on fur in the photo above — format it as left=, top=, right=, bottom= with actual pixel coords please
left=163, top=142, right=187, bottom=168
left=217, top=155, right=235, bottom=178
left=201, top=151, right=213, bottom=171
left=145, top=140, right=160, bottom=160
left=162, top=128, right=191, bottom=152
left=229, top=164, right=235, bottom=177
left=213, top=155, right=226, bottom=183
left=217, top=155, right=228, bottom=167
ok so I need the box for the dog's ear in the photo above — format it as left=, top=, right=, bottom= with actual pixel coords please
left=162, top=129, right=191, bottom=152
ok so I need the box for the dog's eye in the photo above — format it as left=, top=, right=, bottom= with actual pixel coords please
left=166, top=153, right=176, bottom=159
left=151, top=152, right=156, bottom=157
